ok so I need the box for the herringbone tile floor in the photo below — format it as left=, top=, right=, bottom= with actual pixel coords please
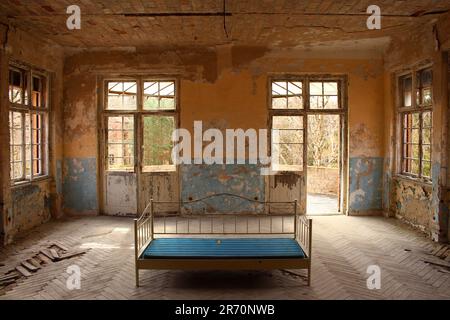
left=1, top=215, right=449, bottom=300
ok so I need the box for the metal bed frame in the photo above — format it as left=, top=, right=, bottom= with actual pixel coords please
left=134, top=193, right=312, bottom=287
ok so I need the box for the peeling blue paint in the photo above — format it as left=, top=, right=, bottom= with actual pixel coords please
left=11, top=184, right=40, bottom=202
left=349, top=157, right=383, bottom=212
left=382, top=157, right=391, bottom=211
left=63, top=158, right=98, bottom=212
left=181, top=164, right=265, bottom=213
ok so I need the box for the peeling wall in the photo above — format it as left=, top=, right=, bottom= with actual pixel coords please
left=63, top=45, right=385, bottom=216
left=10, top=182, right=52, bottom=236
left=181, top=164, right=265, bottom=214
left=384, top=15, right=449, bottom=241
left=349, top=158, right=383, bottom=214
left=62, top=158, right=98, bottom=215
left=307, top=167, right=339, bottom=195
left=0, top=26, right=64, bottom=243
left=392, top=178, right=433, bottom=232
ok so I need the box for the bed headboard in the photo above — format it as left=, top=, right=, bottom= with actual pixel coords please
left=150, top=193, right=297, bottom=215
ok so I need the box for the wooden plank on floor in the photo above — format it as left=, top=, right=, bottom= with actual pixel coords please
left=15, top=266, right=32, bottom=277
left=21, top=261, right=38, bottom=272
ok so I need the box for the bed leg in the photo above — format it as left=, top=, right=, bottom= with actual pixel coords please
left=135, top=267, right=140, bottom=287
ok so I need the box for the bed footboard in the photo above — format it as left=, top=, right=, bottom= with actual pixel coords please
left=296, top=215, right=312, bottom=285
left=134, top=199, right=154, bottom=287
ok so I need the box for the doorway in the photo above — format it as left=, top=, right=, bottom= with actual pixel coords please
left=99, top=77, right=179, bottom=216
left=307, top=114, right=342, bottom=215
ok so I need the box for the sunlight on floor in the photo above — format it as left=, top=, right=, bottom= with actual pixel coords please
left=307, top=193, right=340, bottom=215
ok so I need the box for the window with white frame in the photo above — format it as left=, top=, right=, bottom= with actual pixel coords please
left=398, top=68, right=433, bottom=179
left=9, top=65, right=48, bottom=182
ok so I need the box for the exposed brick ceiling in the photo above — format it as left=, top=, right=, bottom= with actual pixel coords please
left=1, top=0, right=449, bottom=48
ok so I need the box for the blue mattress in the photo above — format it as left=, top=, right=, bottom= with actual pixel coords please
left=141, top=238, right=305, bottom=259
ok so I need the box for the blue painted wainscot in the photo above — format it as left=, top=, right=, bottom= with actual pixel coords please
left=181, top=164, right=265, bottom=214
left=63, top=157, right=98, bottom=213
left=349, top=157, right=384, bottom=214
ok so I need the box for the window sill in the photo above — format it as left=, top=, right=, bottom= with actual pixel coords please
left=11, top=176, right=51, bottom=189
left=393, top=174, right=432, bottom=187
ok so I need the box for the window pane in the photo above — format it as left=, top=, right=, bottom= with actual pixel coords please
left=272, top=97, right=287, bottom=109
left=422, top=145, right=431, bottom=161
left=422, top=128, right=431, bottom=145
left=272, top=116, right=303, bottom=171
left=278, top=144, right=303, bottom=166
left=411, top=160, right=420, bottom=175
left=143, top=81, right=176, bottom=110
left=278, top=130, right=303, bottom=144
left=288, top=82, right=302, bottom=95
left=142, top=116, right=175, bottom=171
left=107, top=81, right=137, bottom=110
left=107, top=116, right=134, bottom=171
left=422, top=111, right=432, bottom=128
left=309, top=82, right=322, bottom=95
left=272, top=81, right=287, bottom=96
left=310, top=81, right=339, bottom=109
left=11, top=162, right=23, bottom=180
left=271, top=81, right=303, bottom=109
left=287, top=96, right=303, bottom=109
left=324, top=95, right=338, bottom=109
left=11, top=146, right=22, bottom=161
left=411, top=129, right=419, bottom=144
left=9, top=69, right=23, bottom=104
left=32, top=76, right=46, bottom=107
left=422, top=161, right=431, bottom=178
left=272, top=116, right=302, bottom=130
left=416, top=69, right=432, bottom=106
left=400, top=75, right=412, bottom=107
left=324, top=82, right=338, bottom=95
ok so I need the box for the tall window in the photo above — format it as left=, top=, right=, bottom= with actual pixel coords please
left=9, top=65, right=48, bottom=182
left=270, top=78, right=342, bottom=172
left=104, top=79, right=177, bottom=172
left=398, top=68, right=433, bottom=179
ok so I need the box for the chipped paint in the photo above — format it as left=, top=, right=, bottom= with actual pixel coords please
left=10, top=183, right=51, bottom=236
left=391, top=178, right=432, bottom=234
left=63, top=158, right=98, bottom=214
left=181, top=164, right=264, bottom=213
left=56, top=159, right=62, bottom=194
left=349, top=157, right=383, bottom=214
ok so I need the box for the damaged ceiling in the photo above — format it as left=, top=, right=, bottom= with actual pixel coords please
left=0, top=0, right=449, bottom=48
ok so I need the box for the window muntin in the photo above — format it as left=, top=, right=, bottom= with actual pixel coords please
left=399, top=68, right=433, bottom=180
left=8, top=65, right=48, bottom=183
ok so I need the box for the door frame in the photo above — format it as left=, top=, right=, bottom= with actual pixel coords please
left=267, top=74, right=349, bottom=215
left=97, top=74, right=180, bottom=216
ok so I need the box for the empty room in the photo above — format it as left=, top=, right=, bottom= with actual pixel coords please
left=0, top=0, right=450, bottom=307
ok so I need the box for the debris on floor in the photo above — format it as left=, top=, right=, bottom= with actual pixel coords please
left=431, top=244, right=450, bottom=262
left=0, top=243, right=88, bottom=294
